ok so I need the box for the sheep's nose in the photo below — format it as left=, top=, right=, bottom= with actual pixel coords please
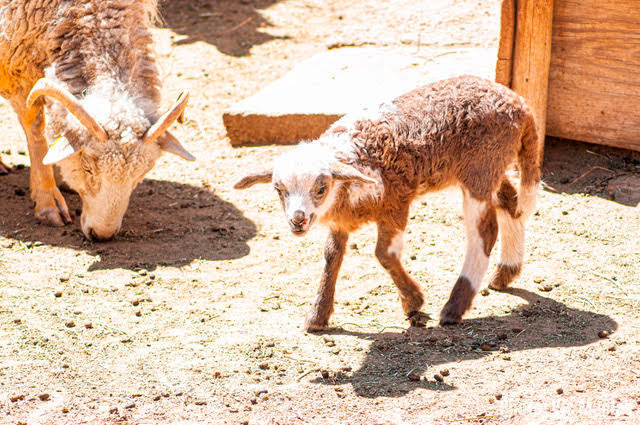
left=291, top=210, right=306, bottom=225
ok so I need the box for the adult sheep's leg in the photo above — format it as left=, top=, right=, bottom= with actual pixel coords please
left=375, top=220, right=428, bottom=326
left=18, top=104, right=71, bottom=226
left=440, top=189, right=497, bottom=325
left=304, top=228, right=349, bottom=332
left=0, top=156, right=9, bottom=175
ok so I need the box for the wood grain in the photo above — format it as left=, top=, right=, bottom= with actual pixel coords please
left=495, top=0, right=516, bottom=87
left=511, top=0, right=554, bottom=156
left=546, top=0, right=640, bottom=151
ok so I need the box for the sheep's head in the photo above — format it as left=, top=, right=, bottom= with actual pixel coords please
left=27, top=79, right=194, bottom=241
left=234, top=144, right=376, bottom=236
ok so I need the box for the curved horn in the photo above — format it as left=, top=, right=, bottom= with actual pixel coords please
left=142, top=91, right=189, bottom=144
left=27, top=78, right=108, bottom=142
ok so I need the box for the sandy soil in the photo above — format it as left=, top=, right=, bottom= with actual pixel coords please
left=1, top=1, right=639, bottom=424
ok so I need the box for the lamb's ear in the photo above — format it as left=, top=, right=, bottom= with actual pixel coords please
left=330, top=162, right=377, bottom=184
left=233, top=170, right=273, bottom=189
left=43, top=136, right=75, bottom=165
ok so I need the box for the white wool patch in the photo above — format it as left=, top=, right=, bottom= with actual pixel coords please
left=387, top=232, right=404, bottom=258
left=496, top=208, right=524, bottom=266
left=330, top=99, right=398, bottom=132
left=460, top=192, right=490, bottom=291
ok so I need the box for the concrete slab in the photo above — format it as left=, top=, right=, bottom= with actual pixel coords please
left=223, top=46, right=496, bottom=145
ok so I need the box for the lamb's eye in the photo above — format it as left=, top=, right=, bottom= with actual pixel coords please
left=316, top=186, right=327, bottom=196
left=274, top=186, right=282, bottom=195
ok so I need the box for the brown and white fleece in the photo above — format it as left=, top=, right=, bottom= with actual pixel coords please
left=235, top=75, right=541, bottom=330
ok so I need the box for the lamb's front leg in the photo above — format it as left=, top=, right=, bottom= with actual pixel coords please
left=375, top=221, right=428, bottom=326
left=304, top=228, right=349, bottom=332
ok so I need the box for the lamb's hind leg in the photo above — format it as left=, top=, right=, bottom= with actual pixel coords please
left=489, top=179, right=524, bottom=290
left=375, top=221, right=428, bottom=326
left=440, top=190, right=498, bottom=325
left=304, top=228, right=349, bottom=332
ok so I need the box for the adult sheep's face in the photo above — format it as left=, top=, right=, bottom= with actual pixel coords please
left=27, top=79, right=195, bottom=241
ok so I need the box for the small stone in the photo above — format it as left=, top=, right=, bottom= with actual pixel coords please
left=410, top=255, right=417, bottom=261
left=195, top=400, right=207, bottom=405
left=250, top=397, right=257, bottom=405
left=495, top=393, right=502, bottom=400
left=84, top=322, right=93, bottom=329
left=132, top=299, right=139, bottom=306
left=135, top=310, right=142, bottom=317
left=120, top=337, right=132, bottom=343
left=38, top=393, right=50, bottom=401
left=480, top=288, right=489, bottom=296
left=62, top=407, right=69, bottom=413
left=433, top=373, right=444, bottom=382
left=10, top=394, right=25, bottom=402
left=440, top=368, right=450, bottom=377
left=13, top=318, right=21, bottom=324
left=320, top=370, right=329, bottom=379
left=258, top=362, right=269, bottom=370
left=502, top=355, right=511, bottom=361
left=54, top=291, right=63, bottom=298
left=488, top=396, right=495, bottom=404
left=607, top=345, right=616, bottom=352
left=480, top=343, right=494, bottom=351
left=499, top=346, right=510, bottom=353
left=540, top=284, right=553, bottom=292
left=407, top=372, right=421, bottom=382
left=125, top=402, right=135, bottom=409
left=556, top=388, right=563, bottom=395
left=350, top=243, right=358, bottom=250
left=59, top=275, right=70, bottom=282
left=598, top=330, right=609, bottom=338
left=153, top=395, right=161, bottom=401
left=65, top=321, right=75, bottom=328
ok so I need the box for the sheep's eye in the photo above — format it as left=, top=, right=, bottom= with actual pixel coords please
left=81, top=159, right=93, bottom=175
left=316, top=185, right=327, bottom=196
left=274, top=186, right=282, bottom=195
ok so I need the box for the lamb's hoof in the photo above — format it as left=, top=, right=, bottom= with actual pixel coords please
left=439, top=305, right=462, bottom=326
left=304, top=317, right=329, bottom=333
left=407, top=310, right=430, bottom=327
left=488, top=264, right=521, bottom=291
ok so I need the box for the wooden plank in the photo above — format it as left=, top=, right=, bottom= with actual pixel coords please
left=511, top=0, right=554, bottom=155
left=495, top=0, right=516, bottom=87
left=546, top=0, right=640, bottom=151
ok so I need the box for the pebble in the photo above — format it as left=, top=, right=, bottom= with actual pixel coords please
left=125, top=402, right=135, bottom=409
left=433, top=373, right=444, bottom=382
left=258, top=362, right=269, bottom=370
left=556, top=388, right=563, bottom=395
left=440, top=369, right=450, bottom=377
left=410, top=255, right=417, bottom=261
left=598, top=330, right=609, bottom=338
left=539, top=284, right=553, bottom=292
left=607, top=345, right=616, bottom=352
left=59, top=275, right=70, bottom=282
left=13, top=318, right=21, bottom=324
left=10, top=394, right=25, bottom=402
left=65, top=321, right=75, bottom=328
left=62, top=407, right=69, bottom=413
left=407, top=372, right=421, bottom=382
left=320, top=370, right=329, bottom=379
left=495, top=393, right=502, bottom=400
left=135, top=310, right=142, bottom=317
left=195, top=400, right=207, bottom=405
left=38, top=393, right=50, bottom=401
left=480, top=288, right=489, bottom=296
left=54, top=291, right=63, bottom=298
left=132, top=299, right=139, bottom=306
left=480, top=343, right=494, bottom=351
left=84, top=322, right=93, bottom=329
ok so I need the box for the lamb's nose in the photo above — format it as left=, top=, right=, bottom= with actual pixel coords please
left=291, top=210, right=306, bottom=225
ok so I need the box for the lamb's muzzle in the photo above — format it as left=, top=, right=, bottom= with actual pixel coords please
left=235, top=75, right=542, bottom=331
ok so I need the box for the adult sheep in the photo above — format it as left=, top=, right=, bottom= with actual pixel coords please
left=0, top=0, right=194, bottom=241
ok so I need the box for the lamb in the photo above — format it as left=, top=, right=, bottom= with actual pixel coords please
left=235, top=75, right=541, bottom=330
left=0, top=0, right=194, bottom=241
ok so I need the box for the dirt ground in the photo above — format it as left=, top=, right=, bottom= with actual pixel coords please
left=1, top=1, right=639, bottom=424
